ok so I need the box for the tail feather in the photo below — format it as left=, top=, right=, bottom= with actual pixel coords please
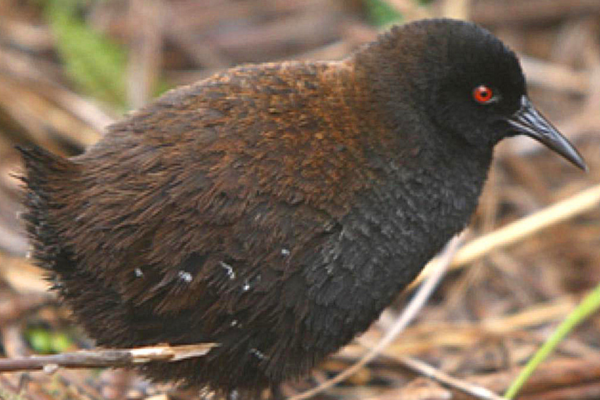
left=17, top=145, right=153, bottom=347
left=17, top=145, right=78, bottom=274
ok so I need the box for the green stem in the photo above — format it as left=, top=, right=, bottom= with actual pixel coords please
left=504, top=282, right=600, bottom=398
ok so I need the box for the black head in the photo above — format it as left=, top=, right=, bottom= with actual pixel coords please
left=358, top=19, right=586, bottom=170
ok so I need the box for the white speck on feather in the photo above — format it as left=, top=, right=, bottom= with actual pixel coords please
left=220, top=261, right=235, bottom=279
left=281, top=248, right=290, bottom=256
left=250, top=348, right=266, bottom=360
left=178, top=271, right=193, bottom=283
left=326, top=264, right=334, bottom=275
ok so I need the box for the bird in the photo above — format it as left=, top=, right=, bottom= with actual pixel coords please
left=18, top=18, right=586, bottom=399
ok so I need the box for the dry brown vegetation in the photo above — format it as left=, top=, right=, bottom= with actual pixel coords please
left=0, top=1, right=599, bottom=399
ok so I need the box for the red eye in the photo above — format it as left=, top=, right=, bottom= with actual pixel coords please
left=473, top=85, right=494, bottom=104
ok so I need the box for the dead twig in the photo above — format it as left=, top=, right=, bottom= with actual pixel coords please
left=369, top=354, right=504, bottom=400
left=0, top=343, right=217, bottom=373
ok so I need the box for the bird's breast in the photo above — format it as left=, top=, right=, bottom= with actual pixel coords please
left=299, top=156, right=489, bottom=340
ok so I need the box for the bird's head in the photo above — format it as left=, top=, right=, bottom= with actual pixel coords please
left=358, top=19, right=586, bottom=170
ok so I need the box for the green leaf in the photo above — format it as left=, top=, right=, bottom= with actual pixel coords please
left=50, top=332, right=74, bottom=353
left=26, top=328, right=53, bottom=354
left=365, top=0, right=403, bottom=27
left=44, top=0, right=128, bottom=108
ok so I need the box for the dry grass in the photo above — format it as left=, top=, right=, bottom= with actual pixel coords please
left=0, top=1, right=598, bottom=399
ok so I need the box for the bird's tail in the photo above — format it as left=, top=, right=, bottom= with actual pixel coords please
left=18, top=145, right=156, bottom=347
left=17, top=145, right=79, bottom=275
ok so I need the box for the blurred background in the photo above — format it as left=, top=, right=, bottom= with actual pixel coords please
left=0, top=0, right=599, bottom=399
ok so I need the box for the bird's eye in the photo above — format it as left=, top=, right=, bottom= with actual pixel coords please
left=472, top=85, right=495, bottom=104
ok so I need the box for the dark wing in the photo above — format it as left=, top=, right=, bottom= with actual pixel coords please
left=19, top=61, right=425, bottom=395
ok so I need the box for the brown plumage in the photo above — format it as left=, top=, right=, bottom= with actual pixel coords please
left=19, top=19, right=585, bottom=398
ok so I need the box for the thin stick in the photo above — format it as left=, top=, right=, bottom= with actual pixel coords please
left=0, top=343, right=216, bottom=373
left=287, top=235, right=464, bottom=400
left=396, top=356, right=504, bottom=400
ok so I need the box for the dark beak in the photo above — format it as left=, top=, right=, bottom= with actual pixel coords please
left=507, top=96, right=587, bottom=171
